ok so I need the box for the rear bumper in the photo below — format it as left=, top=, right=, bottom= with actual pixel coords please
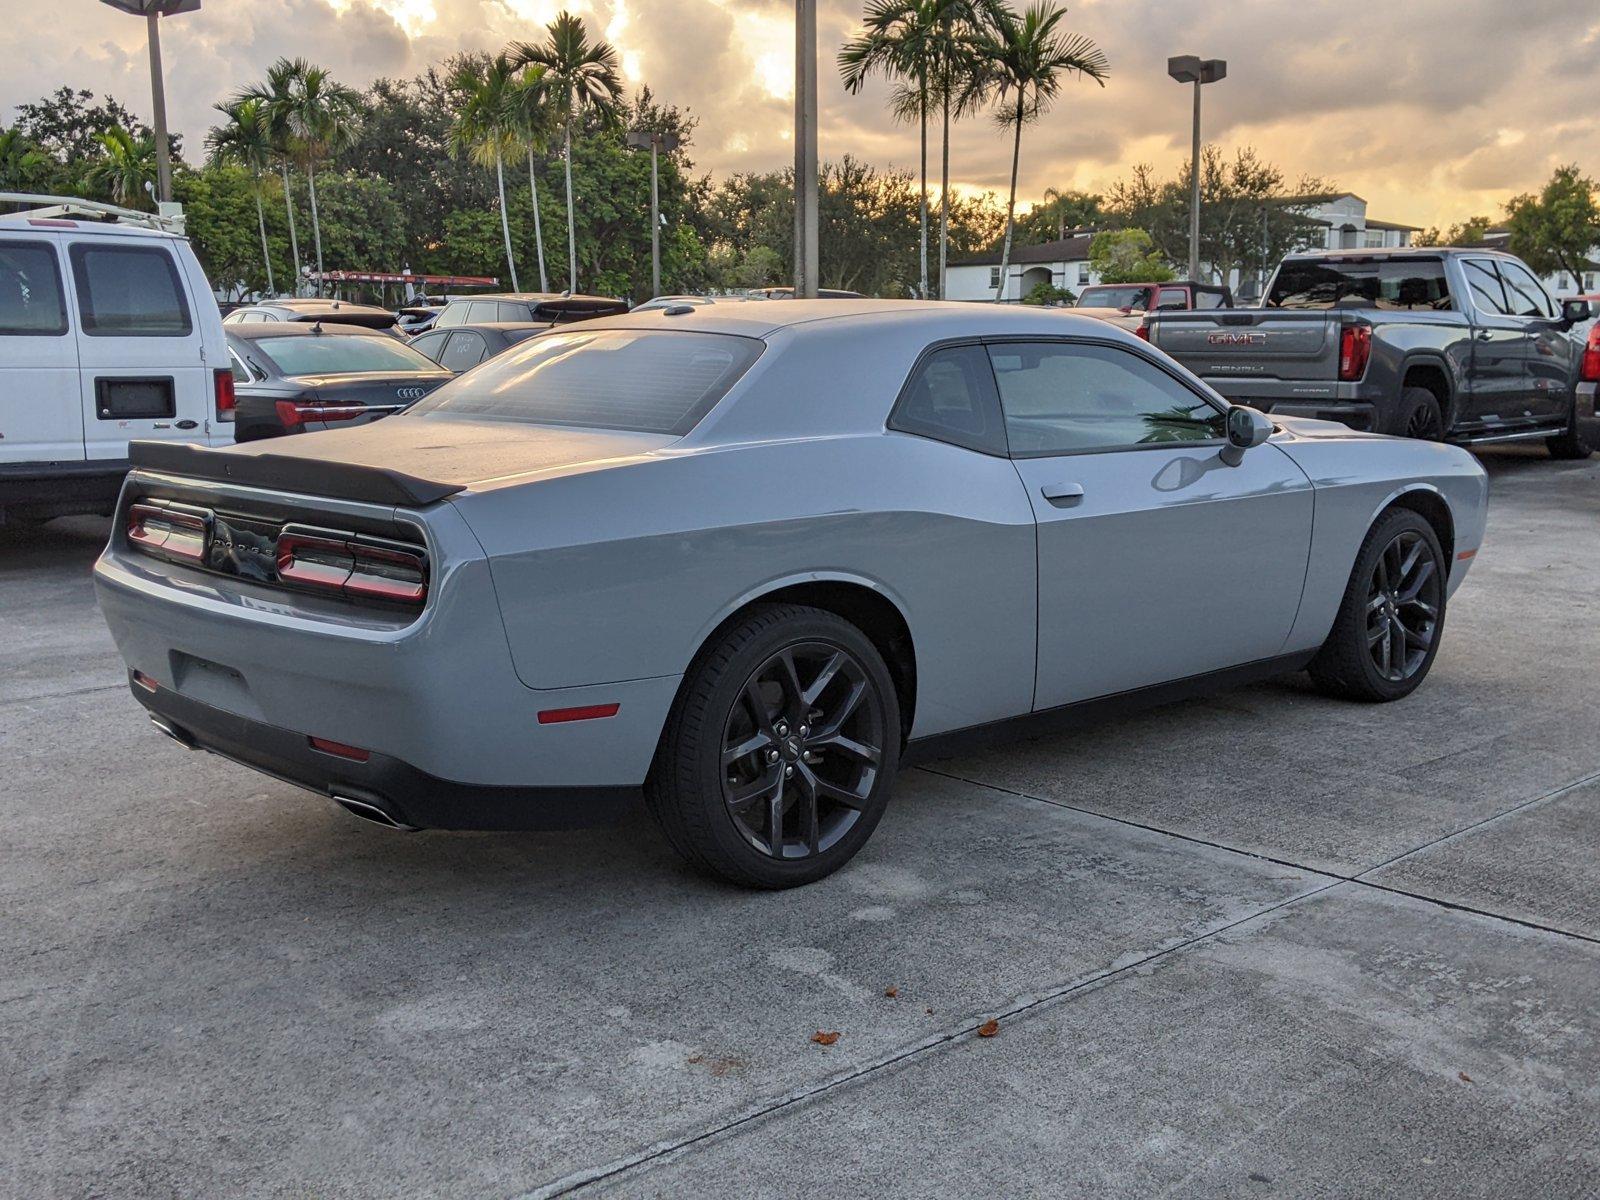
left=132, top=676, right=638, bottom=830
left=0, top=459, right=129, bottom=507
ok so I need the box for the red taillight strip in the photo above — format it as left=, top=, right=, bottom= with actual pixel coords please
left=214, top=369, right=236, bottom=419
left=127, top=502, right=207, bottom=564
left=537, top=703, right=621, bottom=725
left=308, top=736, right=371, bottom=762
left=276, top=530, right=355, bottom=591
left=1339, top=323, right=1372, bottom=382
left=276, top=524, right=428, bottom=606
left=1581, top=327, right=1600, bottom=383
left=132, top=670, right=160, bottom=693
left=275, top=400, right=369, bottom=426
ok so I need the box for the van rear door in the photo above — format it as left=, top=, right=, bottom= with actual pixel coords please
left=0, top=230, right=83, bottom=465
left=65, top=234, right=210, bottom=461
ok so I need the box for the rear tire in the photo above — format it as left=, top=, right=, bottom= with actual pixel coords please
left=646, top=603, right=901, bottom=889
left=1546, top=400, right=1593, bottom=459
left=1308, top=508, right=1447, bottom=703
left=1390, top=387, right=1444, bottom=441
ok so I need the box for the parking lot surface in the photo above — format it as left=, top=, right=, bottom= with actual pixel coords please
left=3, top=447, right=1598, bottom=1198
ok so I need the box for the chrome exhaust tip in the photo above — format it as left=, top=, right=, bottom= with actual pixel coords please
left=149, top=715, right=196, bottom=750
left=331, top=793, right=417, bottom=832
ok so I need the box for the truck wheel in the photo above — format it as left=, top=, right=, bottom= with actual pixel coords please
left=1546, top=401, right=1593, bottom=459
left=1390, top=388, right=1444, bottom=440
left=1307, top=508, right=1446, bottom=703
left=646, top=603, right=901, bottom=889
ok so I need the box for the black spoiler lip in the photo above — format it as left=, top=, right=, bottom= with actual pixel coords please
left=128, top=441, right=466, bottom=507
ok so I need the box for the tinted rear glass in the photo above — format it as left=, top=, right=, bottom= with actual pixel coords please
left=0, top=240, right=68, bottom=335
left=69, top=242, right=192, bottom=335
left=1267, top=258, right=1452, bottom=311
left=254, top=333, right=442, bottom=376
left=408, top=329, right=763, bottom=435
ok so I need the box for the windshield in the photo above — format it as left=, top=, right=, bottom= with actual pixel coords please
left=1077, top=286, right=1152, bottom=311
left=1267, top=259, right=1453, bottom=311
left=407, top=329, right=764, bottom=435
left=253, top=333, right=441, bottom=377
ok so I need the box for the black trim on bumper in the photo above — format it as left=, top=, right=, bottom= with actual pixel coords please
left=0, top=459, right=130, bottom=505
left=131, top=677, right=640, bottom=831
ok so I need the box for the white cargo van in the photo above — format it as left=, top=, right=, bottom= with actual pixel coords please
left=0, top=196, right=231, bottom=523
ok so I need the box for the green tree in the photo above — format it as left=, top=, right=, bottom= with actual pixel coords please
left=14, top=86, right=181, bottom=174
left=206, top=98, right=278, bottom=295
left=513, top=12, right=625, bottom=292
left=1088, top=228, right=1173, bottom=283
left=81, top=126, right=157, bottom=208
left=1021, top=279, right=1073, bottom=304
left=282, top=62, right=363, bottom=295
left=238, top=60, right=307, bottom=291
left=508, top=64, right=558, bottom=291
left=0, top=125, right=57, bottom=191
left=449, top=53, right=526, bottom=292
left=977, top=2, right=1107, bottom=300
left=1015, top=187, right=1103, bottom=243
left=1504, top=166, right=1600, bottom=282
left=1414, top=216, right=1491, bottom=248
left=173, top=164, right=287, bottom=299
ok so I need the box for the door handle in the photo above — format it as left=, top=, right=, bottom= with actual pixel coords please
left=1041, top=482, right=1085, bottom=505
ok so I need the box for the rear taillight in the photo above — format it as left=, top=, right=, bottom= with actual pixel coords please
left=1339, top=323, right=1372, bottom=382
left=275, top=400, right=368, bottom=428
left=276, top=524, right=428, bottom=606
left=214, top=369, right=236, bottom=421
left=1581, top=326, right=1600, bottom=382
left=1135, top=322, right=1150, bottom=341
left=127, top=502, right=207, bottom=564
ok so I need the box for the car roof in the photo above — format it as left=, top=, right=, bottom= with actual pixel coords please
left=417, top=321, right=550, bottom=333
left=226, top=322, right=389, bottom=340
left=254, top=298, right=393, bottom=313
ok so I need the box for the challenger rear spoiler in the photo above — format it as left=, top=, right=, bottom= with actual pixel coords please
left=128, top=441, right=465, bottom=507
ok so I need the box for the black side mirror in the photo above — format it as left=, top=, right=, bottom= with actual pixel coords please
left=1221, top=405, right=1274, bottom=466
left=1558, top=298, right=1591, bottom=331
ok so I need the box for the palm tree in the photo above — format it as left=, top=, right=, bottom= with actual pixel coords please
left=206, top=98, right=278, bottom=296
left=929, top=1, right=1002, bottom=299
left=449, top=54, right=523, bottom=292
left=0, top=126, right=53, bottom=191
left=512, top=12, right=624, bottom=292
left=281, top=63, right=362, bottom=297
left=507, top=64, right=556, bottom=292
left=840, top=1, right=939, bottom=299
left=83, top=126, right=157, bottom=209
left=240, top=59, right=304, bottom=293
left=979, top=3, right=1107, bottom=301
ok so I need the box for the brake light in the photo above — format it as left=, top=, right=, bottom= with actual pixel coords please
left=127, top=502, right=207, bottom=564
left=275, top=400, right=368, bottom=427
left=276, top=525, right=428, bottom=605
left=214, top=369, right=236, bottom=421
left=1581, top=326, right=1600, bottom=382
left=1135, top=322, right=1150, bottom=341
left=1339, top=324, right=1372, bottom=382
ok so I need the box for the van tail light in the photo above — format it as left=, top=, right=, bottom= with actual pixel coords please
left=1581, top=326, right=1600, bottom=382
left=127, top=502, right=207, bottom=564
left=1339, top=324, right=1372, bottom=382
left=277, top=525, right=428, bottom=606
left=275, top=399, right=368, bottom=427
left=214, top=369, right=236, bottom=421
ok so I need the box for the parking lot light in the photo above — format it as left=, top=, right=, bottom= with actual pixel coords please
left=1167, top=54, right=1226, bottom=283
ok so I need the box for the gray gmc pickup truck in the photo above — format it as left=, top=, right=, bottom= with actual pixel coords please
left=1144, top=248, right=1595, bottom=458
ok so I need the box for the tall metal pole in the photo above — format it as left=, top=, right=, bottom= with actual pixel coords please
left=146, top=11, right=172, bottom=203
left=793, top=0, right=819, bottom=298
left=650, top=140, right=661, bottom=298
left=1187, top=78, right=1200, bottom=283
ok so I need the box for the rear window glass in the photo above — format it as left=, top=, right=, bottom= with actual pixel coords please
left=1267, top=258, right=1452, bottom=311
left=1078, top=286, right=1152, bottom=311
left=253, top=333, right=441, bottom=376
left=0, top=240, right=68, bottom=335
left=69, top=243, right=192, bottom=336
left=408, top=329, right=763, bottom=435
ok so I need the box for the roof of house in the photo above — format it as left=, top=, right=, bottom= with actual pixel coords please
left=1364, top=217, right=1423, bottom=232
left=953, top=234, right=1096, bottom=268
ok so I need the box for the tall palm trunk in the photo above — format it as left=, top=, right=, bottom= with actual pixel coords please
left=528, top=149, right=549, bottom=291
left=918, top=78, right=929, bottom=300
left=279, top=162, right=302, bottom=294
left=306, top=159, right=325, bottom=297
left=993, top=95, right=1025, bottom=303
left=253, top=176, right=276, bottom=297
left=562, top=114, right=578, bottom=291
left=496, top=151, right=520, bottom=292
left=938, top=86, right=951, bottom=300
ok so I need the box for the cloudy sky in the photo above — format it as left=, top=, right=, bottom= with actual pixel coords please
left=5, top=0, right=1598, bottom=228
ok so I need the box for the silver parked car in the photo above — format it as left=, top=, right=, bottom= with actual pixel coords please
left=94, top=301, right=1488, bottom=887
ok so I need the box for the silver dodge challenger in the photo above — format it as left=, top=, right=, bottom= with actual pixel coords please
left=95, top=301, right=1489, bottom=887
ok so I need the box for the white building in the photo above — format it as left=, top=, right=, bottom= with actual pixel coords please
left=1480, top=229, right=1599, bottom=298
left=945, top=194, right=1420, bottom=303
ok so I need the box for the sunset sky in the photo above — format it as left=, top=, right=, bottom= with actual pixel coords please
left=5, top=0, right=1598, bottom=229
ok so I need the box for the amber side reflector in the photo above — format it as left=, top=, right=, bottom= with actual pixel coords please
left=308, top=736, right=371, bottom=762
left=132, top=670, right=160, bottom=693
left=1457, top=549, right=1478, bottom=561
left=537, top=703, right=620, bottom=725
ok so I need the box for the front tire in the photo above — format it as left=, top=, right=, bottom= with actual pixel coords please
left=1308, top=508, right=1447, bottom=703
left=646, top=604, right=901, bottom=888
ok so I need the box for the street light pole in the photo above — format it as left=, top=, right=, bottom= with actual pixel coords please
left=626, top=129, right=680, bottom=297
left=1167, top=55, right=1226, bottom=283
left=100, top=2, right=201, bottom=206
left=793, top=0, right=819, bottom=298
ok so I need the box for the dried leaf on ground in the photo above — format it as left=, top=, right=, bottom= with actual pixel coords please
left=884, top=986, right=898, bottom=998
left=811, top=1030, right=841, bottom=1046
left=977, top=1019, right=1000, bottom=1038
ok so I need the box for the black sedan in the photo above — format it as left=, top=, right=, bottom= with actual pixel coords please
left=406, top=322, right=551, bottom=373
left=225, top=324, right=452, bottom=442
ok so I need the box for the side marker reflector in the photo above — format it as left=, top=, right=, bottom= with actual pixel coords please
left=1457, top=549, right=1477, bottom=561
left=537, top=703, right=620, bottom=725
left=308, top=736, right=371, bottom=762
left=132, top=670, right=160, bottom=693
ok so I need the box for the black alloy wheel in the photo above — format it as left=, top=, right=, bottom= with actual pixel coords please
left=1405, top=397, right=1444, bottom=440
left=721, top=641, right=885, bottom=860
left=1364, top=529, right=1441, bottom=683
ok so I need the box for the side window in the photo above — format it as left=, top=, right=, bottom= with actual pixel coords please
left=69, top=243, right=192, bottom=336
left=440, top=331, right=489, bottom=372
left=1496, top=260, right=1555, bottom=319
left=889, top=344, right=1008, bottom=456
left=1195, top=290, right=1226, bottom=309
left=1462, top=259, right=1510, bottom=315
left=1156, top=287, right=1189, bottom=309
left=409, top=330, right=447, bottom=362
left=228, top=349, right=255, bottom=383
left=435, top=304, right=465, bottom=327
left=498, top=302, right=529, bottom=322
left=987, top=341, right=1227, bottom=456
left=0, top=239, right=68, bottom=335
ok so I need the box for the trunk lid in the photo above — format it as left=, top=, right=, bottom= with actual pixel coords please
left=289, top=371, right=453, bottom=409
left=1146, top=309, right=1342, bottom=384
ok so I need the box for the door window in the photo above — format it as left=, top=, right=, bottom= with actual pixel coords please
left=987, top=341, right=1226, bottom=456
left=0, top=240, right=68, bottom=335
left=1156, top=287, right=1189, bottom=309
left=440, top=330, right=489, bottom=372
left=434, top=304, right=466, bottom=327
left=498, top=302, right=531, bottom=322
left=1495, top=259, right=1555, bottom=318
left=1462, top=259, right=1511, bottom=315
left=888, top=344, right=1007, bottom=455
left=69, top=243, right=192, bottom=336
